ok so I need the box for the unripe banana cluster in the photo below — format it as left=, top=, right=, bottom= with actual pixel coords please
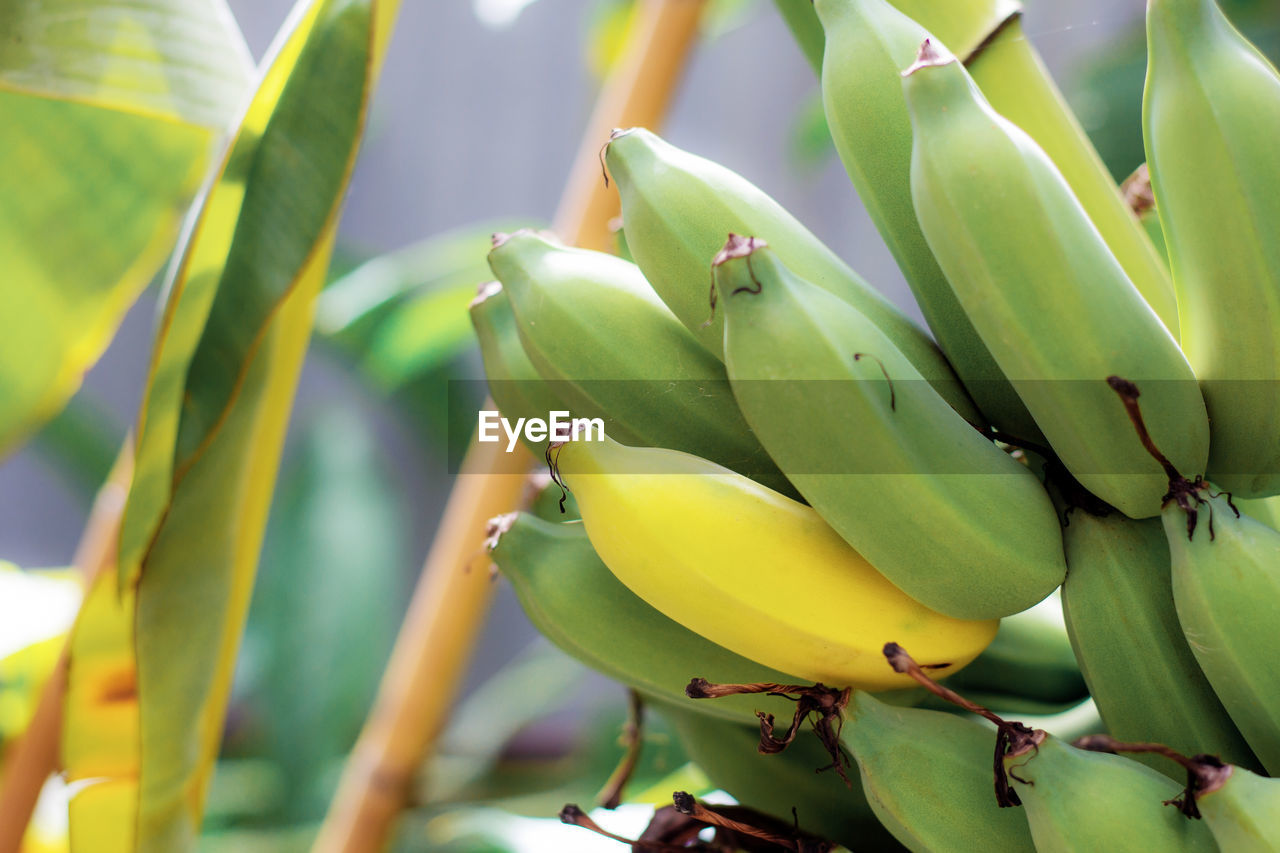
left=476, top=0, right=1280, bottom=848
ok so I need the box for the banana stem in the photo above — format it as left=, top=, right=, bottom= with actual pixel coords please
left=315, top=3, right=707, bottom=850
left=596, top=690, right=645, bottom=809
left=0, top=444, right=133, bottom=853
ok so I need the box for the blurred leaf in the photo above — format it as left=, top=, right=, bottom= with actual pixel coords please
left=197, top=823, right=315, bottom=853
left=200, top=760, right=289, bottom=829
left=30, top=394, right=125, bottom=504
left=423, top=640, right=590, bottom=804
left=363, top=283, right=484, bottom=389
left=62, top=0, right=403, bottom=847
left=786, top=87, right=834, bottom=172
left=317, top=222, right=522, bottom=388
left=585, top=1, right=635, bottom=80
left=423, top=687, right=691, bottom=818
left=228, top=406, right=405, bottom=824
left=587, top=0, right=758, bottom=79
left=0, top=1, right=253, bottom=458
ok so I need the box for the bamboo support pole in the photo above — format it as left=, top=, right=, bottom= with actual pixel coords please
left=0, top=447, right=133, bottom=853
left=314, top=2, right=706, bottom=850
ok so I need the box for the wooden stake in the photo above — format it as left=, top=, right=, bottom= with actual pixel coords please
left=315, top=2, right=706, bottom=849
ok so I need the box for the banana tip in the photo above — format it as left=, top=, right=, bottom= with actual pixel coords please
left=901, top=38, right=954, bottom=77
left=471, top=280, right=503, bottom=308
left=484, top=512, right=518, bottom=551
left=712, top=233, right=766, bottom=267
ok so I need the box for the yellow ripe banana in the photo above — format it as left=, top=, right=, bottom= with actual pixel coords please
left=549, top=433, right=999, bottom=691
left=904, top=40, right=1209, bottom=519
left=1145, top=0, right=1280, bottom=497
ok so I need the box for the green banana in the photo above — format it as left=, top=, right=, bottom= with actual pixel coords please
left=655, top=700, right=903, bottom=852
left=602, top=127, right=983, bottom=426
left=486, top=229, right=790, bottom=494
left=1107, top=375, right=1280, bottom=774
left=1002, top=733, right=1217, bottom=852
left=815, top=0, right=1040, bottom=440
left=1162, top=484, right=1280, bottom=774
left=1059, top=505, right=1260, bottom=774
left=1075, top=739, right=1280, bottom=853
left=841, top=691, right=1037, bottom=853
left=1189, top=761, right=1280, bottom=852
left=712, top=238, right=1064, bottom=619
left=1144, top=0, right=1280, bottom=497
left=485, top=512, right=804, bottom=726
left=469, top=280, right=578, bottom=454
left=904, top=41, right=1209, bottom=519
left=942, top=594, right=1086, bottom=706
left=550, top=432, right=1000, bottom=689
left=965, top=15, right=1180, bottom=335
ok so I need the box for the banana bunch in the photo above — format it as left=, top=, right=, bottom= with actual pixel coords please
left=472, top=0, right=1280, bottom=845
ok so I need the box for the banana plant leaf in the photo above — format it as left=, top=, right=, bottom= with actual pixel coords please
left=316, top=222, right=527, bottom=390
left=60, top=0, right=402, bottom=847
left=0, top=1, right=253, bottom=458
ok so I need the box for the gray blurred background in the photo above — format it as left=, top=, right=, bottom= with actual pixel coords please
left=0, top=0, right=1146, bottom=726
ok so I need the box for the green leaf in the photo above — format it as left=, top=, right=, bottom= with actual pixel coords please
left=422, top=640, right=590, bottom=805
left=0, top=1, right=252, bottom=457
left=61, top=0, right=403, bottom=847
left=317, top=222, right=524, bottom=389
left=231, top=406, right=406, bottom=823
left=31, top=393, right=125, bottom=502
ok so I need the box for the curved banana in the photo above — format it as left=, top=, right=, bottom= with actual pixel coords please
left=1145, top=0, right=1280, bottom=497
left=603, top=127, right=984, bottom=426
left=1077, top=740, right=1280, bottom=853
left=486, top=512, right=804, bottom=726
left=713, top=238, right=1065, bottom=619
left=551, top=433, right=999, bottom=690
left=469, top=280, right=577, bottom=454
left=1060, top=505, right=1259, bottom=775
left=964, top=14, right=1180, bottom=335
left=487, top=229, right=790, bottom=495
left=1191, top=762, right=1280, bottom=853
left=815, top=0, right=1040, bottom=440
left=904, top=40, right=1209, bottom=519
left=844, top=691, right=1037, bottom=852
left=1162, top=483, right=1280, bottom=775
left=1003, top=733, right=1217, bottom=852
